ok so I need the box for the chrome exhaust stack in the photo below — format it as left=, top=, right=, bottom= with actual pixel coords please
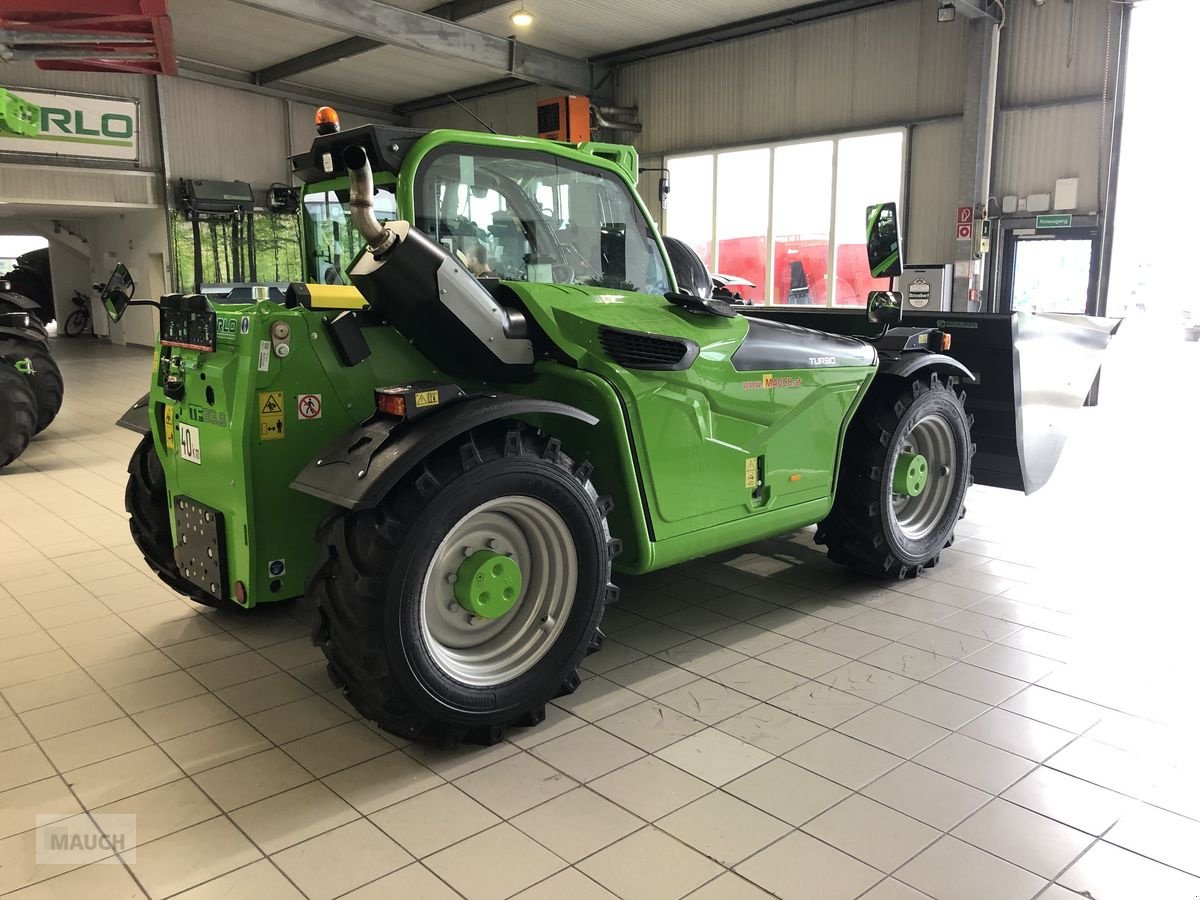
left=343, top=145, right=401, bottom=256
left=341, top=146, right=534, bottom=380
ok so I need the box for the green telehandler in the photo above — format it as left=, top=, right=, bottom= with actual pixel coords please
left=110, top=122, right=1115, bottom=744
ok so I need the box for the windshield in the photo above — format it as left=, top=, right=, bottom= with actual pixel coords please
left=302, top=182, right=398, bottom=285
left=414, top=147, right=669, bottom=294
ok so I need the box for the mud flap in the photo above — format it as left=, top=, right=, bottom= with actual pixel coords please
left=740, top=307, right=1121, bottom=494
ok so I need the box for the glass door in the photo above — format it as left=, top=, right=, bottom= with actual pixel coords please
left=999, top=227, right=1100, bottom=315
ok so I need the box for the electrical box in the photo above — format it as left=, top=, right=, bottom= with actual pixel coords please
left=897, top=264, right=953, bottom=312
left=536, top=95, right=591, bottom=143
left=1054, top=178, right=1079, bottom=211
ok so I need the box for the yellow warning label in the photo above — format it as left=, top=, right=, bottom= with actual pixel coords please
left=258, top=391, right=285, bottom=441
left=744, top=457, right=757, bottom=489
left=414, top=390, right=439, bottom=408
left=164, top=404, right=175, bottom=450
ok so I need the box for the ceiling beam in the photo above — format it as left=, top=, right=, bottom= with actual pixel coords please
left=252, top=0, right=512, bottom=85
left=254, top=35, right=382, bottom=85
left=592, top=0, right=893, bottom=66
left=231, top=0, right=603, bottom=95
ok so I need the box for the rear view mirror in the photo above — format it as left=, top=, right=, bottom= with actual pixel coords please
left=866, top=202, right=903, bottom=279
left=100, top=263, right=135, bottom=322
left=867, top=290, right=903, bottom=327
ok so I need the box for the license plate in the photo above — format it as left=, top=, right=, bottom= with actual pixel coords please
left=178, top=423, right=201, bottom=464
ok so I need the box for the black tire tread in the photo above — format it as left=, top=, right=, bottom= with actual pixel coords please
left=817, top=373, right=973, bottom=579
left=309, top=422, right=616, bottom=747
left=126, top=434, right=233, bottom=609
left=0, top=363, right=37, bottom=468
left=0, top=339, right=63, bottom=433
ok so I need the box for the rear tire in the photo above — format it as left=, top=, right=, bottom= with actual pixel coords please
left=0, top=362, right=37, bottom=468
left=0, top=340, right=62, bottom=433
left=126, top=434, right=232, bottom=610
left=817, top=373, right=974, bottom=579
left=309, top=423, right=618, bottom=746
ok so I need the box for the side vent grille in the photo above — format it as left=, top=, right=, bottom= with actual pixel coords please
left=598, top=327, right=697, bottom=371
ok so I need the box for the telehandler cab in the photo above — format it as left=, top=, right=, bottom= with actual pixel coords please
left=112, top=120, right=1113, bottom=744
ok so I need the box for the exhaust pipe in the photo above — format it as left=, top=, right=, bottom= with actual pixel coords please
left=340, top=145, right=534, bottom=379
left=343, top=145, right=398, bottom=256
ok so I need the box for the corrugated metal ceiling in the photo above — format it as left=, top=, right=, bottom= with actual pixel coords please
left=167, top=0, right=835, bottom=105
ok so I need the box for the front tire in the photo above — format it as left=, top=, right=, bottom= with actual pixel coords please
left=126, top=434, right=231, bottom=609
left=817, top=373, right=974, bottom=578
left=309, top=423, right=618, bottom=746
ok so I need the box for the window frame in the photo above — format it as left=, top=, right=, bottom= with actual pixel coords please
left=412, top=142, right=672, bottom=295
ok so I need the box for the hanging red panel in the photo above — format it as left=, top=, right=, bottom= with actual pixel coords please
left=0, top=0, right=177, bottom=76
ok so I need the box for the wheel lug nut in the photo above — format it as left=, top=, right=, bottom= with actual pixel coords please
left=486, top=538, right=498, bottom=549
left=446, top=573, right=457, bottom=584
left=940, top=465, right=950, bottom=476
left=469, top=615, right=484, bottom=626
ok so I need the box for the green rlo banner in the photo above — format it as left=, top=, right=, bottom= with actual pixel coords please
left=0, top=86, right=138, bottom=162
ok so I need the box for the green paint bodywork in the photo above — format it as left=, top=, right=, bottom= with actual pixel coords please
left=145, top=127, right=882, bottom=606
left=455, top=550, right=522, bottom=619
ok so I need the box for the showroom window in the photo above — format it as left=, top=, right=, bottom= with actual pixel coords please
left=665, top=129, right=905, bottom=306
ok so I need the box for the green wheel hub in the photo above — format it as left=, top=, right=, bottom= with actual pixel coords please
left=893, top=451, right=929, bottom=498
left=453, top=549, right=522, bottom=619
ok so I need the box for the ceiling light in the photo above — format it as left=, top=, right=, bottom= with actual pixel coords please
left=937, top=1, right=956, bottom=21
left=510, top=6, right=533, bottom=26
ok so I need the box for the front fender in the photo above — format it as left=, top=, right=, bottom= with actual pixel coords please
left=116, top=392, right=151, bottom=435
left=290, top=393, right=598, bottom=511
left=877, top=351, right=974, bottom=382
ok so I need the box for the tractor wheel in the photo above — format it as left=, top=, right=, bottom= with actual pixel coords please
left=0, top=340, right=62, bottom=433
left=817, top=373, right=973, bottom=579
left=309, top=423, right=619, bottom=746
left=0, top=361, right=37, bottom=468
left=126, top=434, right=231, bottom=610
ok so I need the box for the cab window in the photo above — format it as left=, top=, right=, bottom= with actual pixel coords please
left=414, top=147, right=669, bottom=294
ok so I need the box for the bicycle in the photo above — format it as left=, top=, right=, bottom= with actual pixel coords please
left=62, top=289, right=92, bottom=337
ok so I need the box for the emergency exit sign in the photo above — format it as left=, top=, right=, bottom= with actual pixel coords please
left=1036, top=214, right=1073, bottom=229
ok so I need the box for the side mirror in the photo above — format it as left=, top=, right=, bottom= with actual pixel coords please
left=866, top=202, right=903, bottom=279
left=867, top=290, right=904, bottom=327
left=100, top=263, right=135, bottom=322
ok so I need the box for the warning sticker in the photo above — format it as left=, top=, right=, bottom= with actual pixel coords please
left=297, top=394, right=322, bottom=420
left=744, top=457, right=757, bottom=489
left=164, top=404, right=175, bottom=451
left=414, top=390, right=439, bottom=408
left=258, top=391, right=285, bottom=441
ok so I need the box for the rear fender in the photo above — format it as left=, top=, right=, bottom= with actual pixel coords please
left=290, top=393, right=598, bottom=511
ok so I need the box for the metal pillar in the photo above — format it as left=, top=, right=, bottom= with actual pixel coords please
left=952, top=10, right=1001, bottom=311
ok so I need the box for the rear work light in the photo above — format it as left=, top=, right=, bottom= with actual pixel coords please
left=375, top=383, right=468, bottom=419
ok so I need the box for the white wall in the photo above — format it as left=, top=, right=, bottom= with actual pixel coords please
left=46, top=240, right=91, bottom=324
left=85, top=211, right=169, bottom=347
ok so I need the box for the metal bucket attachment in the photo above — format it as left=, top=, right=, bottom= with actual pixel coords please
left=740, top=307, right=1121, bottom=494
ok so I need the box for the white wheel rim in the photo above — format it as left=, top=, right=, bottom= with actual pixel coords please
left=418, top=496, right=577, bottom=687
left=890, top=414, right=958, bottom=541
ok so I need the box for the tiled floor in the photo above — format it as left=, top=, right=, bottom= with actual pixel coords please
left=0, top=323, right=1197, bottom=900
